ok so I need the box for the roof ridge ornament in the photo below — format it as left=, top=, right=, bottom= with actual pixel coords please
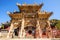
left=7, top=11, right=11, bottom=14
left=16, top=3, right=21, bottom=6
left=14, top=10, right=17, bottom=12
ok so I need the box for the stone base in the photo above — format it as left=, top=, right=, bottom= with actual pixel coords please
left=0, top=38, right=60, bottom=40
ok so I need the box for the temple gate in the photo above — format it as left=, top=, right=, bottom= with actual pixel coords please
left=7, top=3, right=53, bottom=38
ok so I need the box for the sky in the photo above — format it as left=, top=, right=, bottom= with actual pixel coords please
left=0, top=0, right=60, bottom=24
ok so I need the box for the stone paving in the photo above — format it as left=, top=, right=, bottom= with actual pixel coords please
left=0, top=38, right=60, bottom=40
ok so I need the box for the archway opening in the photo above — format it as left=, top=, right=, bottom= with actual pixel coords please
left=24, top=26, right=36, bottom=38
left=28, top=30, right=32, bottom=34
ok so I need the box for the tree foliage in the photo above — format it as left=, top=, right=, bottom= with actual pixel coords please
left=50, top=19, right=60, bottom=30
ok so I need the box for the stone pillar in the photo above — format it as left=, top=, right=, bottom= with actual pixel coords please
left=47, top=20, right=50, bottom=27
left=47, top=20, right=52, bottom=38
left=22, top=29, right=26, bottom=38
left=36, top=20, right=42, bottom=38
left=7, top=23, right=14, bottom=38
left=19, top=18, right=25, bottom=38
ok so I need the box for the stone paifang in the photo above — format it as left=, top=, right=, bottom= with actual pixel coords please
left=7, top=3, right=53, bottom=38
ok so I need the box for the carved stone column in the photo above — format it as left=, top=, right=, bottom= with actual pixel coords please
left=7, top=23, right=14, bottom=38
left=19, top=18, right=25, bottom=38
left=36, top=20, right=42, bottom=38
left=47, top=20, right=52, bottom=38
left=47, top=20, right=50, bottom=27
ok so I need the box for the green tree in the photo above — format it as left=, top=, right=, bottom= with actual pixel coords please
left=1, top=24, right=4, bottom=29
left=50, top=19, right=60, bottom=30
left=56, top=20, right=60, bottom=30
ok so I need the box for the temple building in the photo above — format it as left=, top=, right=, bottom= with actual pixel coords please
left=7, top=3, right=53, bottom=38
